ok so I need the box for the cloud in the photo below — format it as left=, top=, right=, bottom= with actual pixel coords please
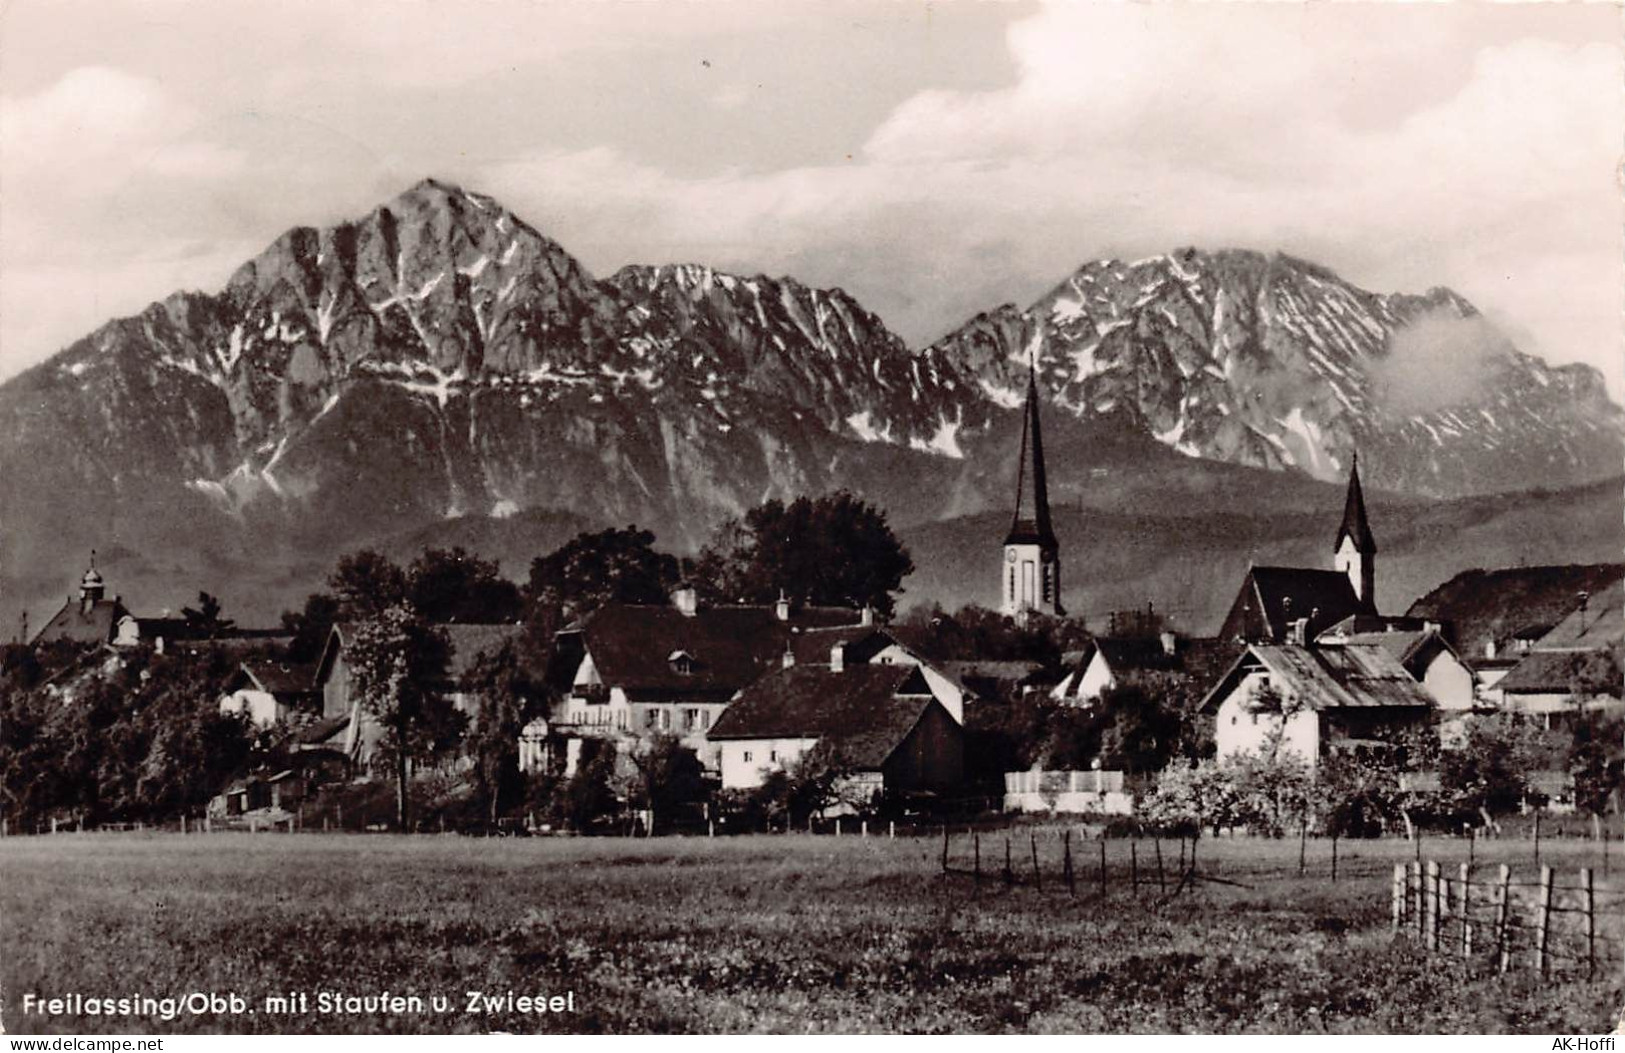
left=1370, top=310, right=1518, bottom=418
left=0, top=2, right=1618, bottom=404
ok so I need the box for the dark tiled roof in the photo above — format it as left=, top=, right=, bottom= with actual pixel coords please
left=238, top=660, right=318, bottom=697
left=789, top=625, right=888, bottom=665
left=293, top=714, right=352, bottom=745
left=575, top=604, right=798, bottom=700
left=938, top=659, right=1045, bottom=684
left=1405, top=563, right=1624, bottom=657
left=1535, top=581, right=1623, bottom=651
left=710, top=664, right=939, bottom=769
left=1236, top=567, right=1363, bottom=641
left=1054, top=637, right=1241, bottom=702
left=32, top=598, right=130, bottom=645
left=1497, top=649, right=1622, bottom=696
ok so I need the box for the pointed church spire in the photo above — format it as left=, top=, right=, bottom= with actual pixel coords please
left=1336, top=452, right=1376, bottom=555
left=1005, top=360, right=1056, bottom=547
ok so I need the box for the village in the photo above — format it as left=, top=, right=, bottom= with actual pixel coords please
left=4, top=365, right=1621, bottom=841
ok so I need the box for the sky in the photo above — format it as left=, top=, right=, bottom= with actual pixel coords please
left=1, top=0, right=1621, bottom=395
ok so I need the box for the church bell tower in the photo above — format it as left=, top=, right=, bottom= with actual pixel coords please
left=1002, top=362, right=1063, bottom=621
left=1334, top=454, right=1377, bottom=611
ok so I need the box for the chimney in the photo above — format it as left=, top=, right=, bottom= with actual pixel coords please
left=830, top=642, right=845, bottom=673
left=1159, top=630, right=1176, bottom=657
left=775, top=590, right=790, bottom=622
left=1484, top=640, right=1497, bottom=660
left=673, top=586, right=698, bottom=617
left=860, top=605, right=874, bottom=627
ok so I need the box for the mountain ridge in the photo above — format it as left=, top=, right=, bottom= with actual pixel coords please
left=3, top=178, right=1620, bottom=630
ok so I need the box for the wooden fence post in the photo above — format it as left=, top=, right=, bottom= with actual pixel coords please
left=1178, top=836, right=1187, bottom=874
left=1003, top=837, right=1014, bottom=887
left=889, top=820, right=895, bottom=840
left=1030, top=834, right=1042, bottom=892
left=1467, top=826, right=1475, bottom=871
left=1392, top=864, right=1405, bottom=933
left=1155, top=837, right=1166, bottom=894
left=835, top=819, right=841, bottom=838
left=1459, top=862, right=1472, bottom=960
left=1425, top=860, right=1440, bottom=951
left=1099, top=839, right=1107, bottom=898
left=1583, top=867, right=1596, bottom=978
left=862, top=820, right=868, bottom=839
left=1534, top=809, right=1542, bottom=872
left=1299, top=821, right=1308, bottom=877
left=1410, top=860, right=1422, bottom=938
left=1494, top=864, right=1511, bottom=974
left=973, top=833, right=981, bottom=888
left=1331, top=835, right=1339, bottom=883
left=1534, top=865, right=1552, bottom=976
left=1131, top=841, right=1140, bottom=895
left=940, top=823, right=949, bottom=872
left=1064, top=830, right=1075, bottom=898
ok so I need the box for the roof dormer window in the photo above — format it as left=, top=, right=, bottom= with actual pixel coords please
left=668, top=649, right=694, bottom=676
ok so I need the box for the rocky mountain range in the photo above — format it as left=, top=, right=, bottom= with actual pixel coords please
left=2, top=178, right=1620, bottom=627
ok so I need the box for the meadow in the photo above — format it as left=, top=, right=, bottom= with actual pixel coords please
left=1, top=829, right=1619, bottom=1034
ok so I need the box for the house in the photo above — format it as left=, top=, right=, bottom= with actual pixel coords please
left=218, top=660, right=319, bottom=727
left=1315, top=625, right=1475, bottom=711
left=1051, top=632, right=1243, bottom=707
left=1487, top=580, right=1624, bottom=729
left=31, top=559, right=133, bottom=646
left=1495, top=650, right=1623, bottom=730
left=1315, top=623, right=1477, bottom=746
left=1216, top=458, right=1378, bottom=644
left=788, top=623, right=969, bottom=722
left=311, top=620, right=525, bottom=766
left=938, top=659, right=1047, bottom=703
left=1405, top=563, right=1623, bottom=659
left=1199, top=643, right=1436, bottom=766
left=546, top=589, right=858, bottom=772
left=708, top=661, right=965, bottom=805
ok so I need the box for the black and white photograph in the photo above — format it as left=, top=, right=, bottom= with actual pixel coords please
left=1, top=0, right=1622, bottom=1037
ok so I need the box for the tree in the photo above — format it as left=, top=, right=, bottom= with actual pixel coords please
left=345, top=605, right=458, bottom=830
left=526, top=526, right=680, bottom=623
left=694, top=492, right=914, bottom=619
left=624, top=734, right=708, bottom=834
left=280, top=592, right=341, bottom=664
left=1226, top=748, right=1314, bottom=837
left=1570, top=709, right=1622, bottom=818
left=181, top=592, right=234, bottom=639
left=1440, top=712, right=1546, bottom=817
left=465, top=642, right=540, bottom=825
left=557, top=740, right=621, bottom=832
left=329, top=550, right=408, bottom=620
left=408, top=547, right=523, bottom=624
left=1317, top=749, right=1406, bottom=837
left=1139, top=760, right=1243, bottom=837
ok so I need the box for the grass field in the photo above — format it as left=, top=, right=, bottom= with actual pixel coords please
left=1, top=830, right=1620, bottom=1034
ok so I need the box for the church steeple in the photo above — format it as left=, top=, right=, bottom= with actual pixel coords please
left=1333, top=454, right=1376, bottom=609
left=79, top=549, right=106, bottom=610
left=1001, top=359, right=1062, bottom=620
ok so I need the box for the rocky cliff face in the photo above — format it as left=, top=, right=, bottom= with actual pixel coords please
left=924, top=249, right=1623, bottom=496
left=2, top=181, right=1620, bottom=623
